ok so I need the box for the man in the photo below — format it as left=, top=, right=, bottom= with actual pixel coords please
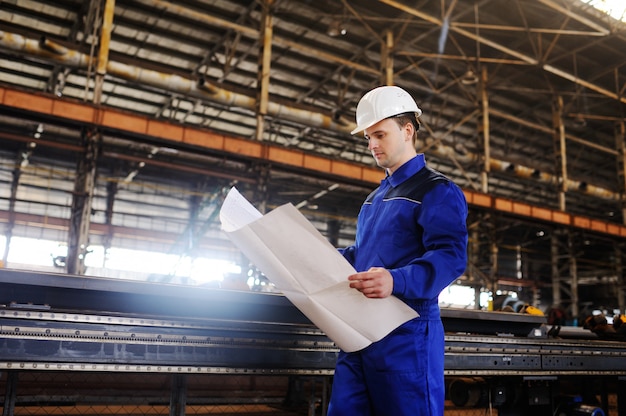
left=327, top=85, right=468, bottom=415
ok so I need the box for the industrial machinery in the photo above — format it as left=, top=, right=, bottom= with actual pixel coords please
left=1, top=269, right=625, bottom=415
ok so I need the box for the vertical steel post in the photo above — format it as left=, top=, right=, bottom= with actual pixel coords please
left=616, top=120, right=626, bottom=224
left=327, top=219, right=340, bottom=248
left=615, top=120, right=626, bottom=314
left=2, top=155, right=23, bottom=266
left=66, top=129, right=99, bottom=275
left=169, top=374, right=187, bottom=416
left=551, top=233, right=561, bottom=308
left=618, top=376, right=626, bottom=416
left=2, top=371, right=18, bottom=416
left=381, top=30, right=394, bottom=86
left=469, top=225, right=481, bottom=309
left=256, top=0, right=274, bottom=141
left=552, top=96, right=567, bottom=211
left=94, top=0, right=115, bottom=104
left=102, top=180, right=118, bottom=268
left=490, top=242, right=498, bottom=299
left=480, top=67, right=490, bottom=194
left=616, top=244, right=625, bottom=315
left=568, top=232, right=579, bottom=323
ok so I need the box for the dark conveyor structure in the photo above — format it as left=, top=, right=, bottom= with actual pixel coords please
left=0, top=269, right=625, bottom=415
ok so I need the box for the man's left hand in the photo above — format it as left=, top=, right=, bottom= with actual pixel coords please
left=348, top=267, right=393, bottom=298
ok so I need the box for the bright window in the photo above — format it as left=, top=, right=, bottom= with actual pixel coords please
left=3, top=236, right=240, bottom=285
left=580, top=0, right=626, bottom=22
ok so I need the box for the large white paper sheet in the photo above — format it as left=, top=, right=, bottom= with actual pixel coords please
left=220, top=187, right=418, bottom=352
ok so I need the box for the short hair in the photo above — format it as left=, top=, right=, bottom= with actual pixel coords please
left=391, top=112, right=420, bottom=147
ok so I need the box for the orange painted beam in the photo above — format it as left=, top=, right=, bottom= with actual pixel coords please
left=0, top=86, right=383, bottom=184
left=0, top=211, right=232, bottom=251
left=463, top=189, right=626, bottom=237
left=1, top=86, right=625, bottom=239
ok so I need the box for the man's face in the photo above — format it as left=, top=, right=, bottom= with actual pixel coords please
left=364, top=118, right=414, bottom=174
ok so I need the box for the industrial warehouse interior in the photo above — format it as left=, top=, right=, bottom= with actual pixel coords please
left=1, top=0, right=626, bottom=415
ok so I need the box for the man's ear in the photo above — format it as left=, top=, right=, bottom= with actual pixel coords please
left=403, top=122, right=414, bottom=142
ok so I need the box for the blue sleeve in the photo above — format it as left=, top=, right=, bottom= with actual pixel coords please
left=390, top=182, right=468, bottom=300
left=338, top=246, right=356, bottom=266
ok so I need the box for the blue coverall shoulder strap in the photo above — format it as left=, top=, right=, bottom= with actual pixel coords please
left=385, top=166, right=449, bottom=202
left=365, top=166, right=449, bottom=204
left=363, top=186, right=380, bottom=204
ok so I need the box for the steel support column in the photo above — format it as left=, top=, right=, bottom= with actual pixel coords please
left=1, top=371, right=17, bottom=416
left=551, top=233, right=562, bottom=308
left=66, top=129, right=100, bottom=275
left=326, top=218, right=340, bottom=248
left=255, top=0, right=273, bottom=141
left=169, top=375, right=187, bottom=416
left=480, top=66, right=490, bottom=194
left=568, top=232, right=579, bottom=322
left=103, top=180, right=118, bottom=268
left=617, top=120, right=626, bottom=224
left=254, top=163, right=270, bottom=214
left=381, top=30, right=394, bottom=86
left=619, top=377, right=626, bottom=416
left=552, top=96, right=567, bottom=211
left=490, top=241, right=498, bottom=299
left=467, top=220, right=484, bottom=309
left=94, top=0, right=115, bottom=104
left=1, top=148, right=27, bottom=266
left=616, top=244, right=625, bottom=314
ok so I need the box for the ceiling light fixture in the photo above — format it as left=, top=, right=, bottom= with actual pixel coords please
left=461, top=69, right=478, bottom=85
left=327, top=19, right=346, bottom=37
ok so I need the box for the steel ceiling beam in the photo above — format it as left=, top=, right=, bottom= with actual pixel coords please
left=1, top=85, right=625, bottom=239
left=380, top=0, right=626, bottom=104
left=1, top=29, right=617, bottom=199
left=149, top=0, right=379, bottom=77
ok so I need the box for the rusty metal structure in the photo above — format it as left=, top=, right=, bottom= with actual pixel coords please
left=0, top=1, right=625, bottom=319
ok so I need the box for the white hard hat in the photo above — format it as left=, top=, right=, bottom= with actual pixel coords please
left=351, top=85, right=422, bottom=135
